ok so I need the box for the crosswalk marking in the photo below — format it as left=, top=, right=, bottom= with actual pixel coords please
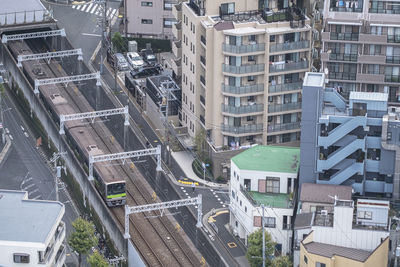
left=33, top=195, right=42, bottom=200
left=23, top=183, right=35, bottom=191
left=72, top=3, right=118, bottom=22
left=89, top=4, right=97, bottom=14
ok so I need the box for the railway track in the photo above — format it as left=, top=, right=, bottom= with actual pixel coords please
left=16, top=38, right=200, bottom=267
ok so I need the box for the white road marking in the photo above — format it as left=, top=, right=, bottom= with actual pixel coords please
left=81, top=4, right=89, bottom=12
left=75, top=4, right=83, bottom=11
left=220, top=202, right=224, bottom=205
left=86, top=3, right=93, bottom=12
left=182, top=189, right=186, bottom=193
left=33, top=195, right=42, bottom=200
left=110, top=9, right=117, bottom=18
left=223, top=205, right=226, bottom=207
left=72, top=5, right=77, bottom=9
left=89, top=4, right=98, bottom=14
left=25, top=177, right=33, bottom=183
left=23, top=183, right=35, bottom=190
left=217, top=198, right=221, bottom=201
left=81, top=33, right=102, bottom=37
left=106, top=8, right=111, bottom=17
left=185, top=192, right=188, bottom=196
left=29, top=188, right=40, bottom=195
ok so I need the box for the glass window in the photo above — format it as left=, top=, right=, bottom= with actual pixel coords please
left=304, top=255, right=308, bottom=264
left=14, top=254, right=30, bottom=263
left=316, top=262, right=326, bottom=267
left=266, top=178, right=280, bottom=193
left=220, top=3, right=235, bottom=15
left=141, top=1, right=153, bottom=7
left=141, top=19, right=153, bottom=24
left=264, top=217, right=276, bottom=228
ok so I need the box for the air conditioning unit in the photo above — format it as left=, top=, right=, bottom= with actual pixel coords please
left=321, top=210, right=328, bottom=216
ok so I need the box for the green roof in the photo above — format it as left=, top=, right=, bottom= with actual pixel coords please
left=232, top=145, right=300, bottom=173
left=248, top=191, right=291, bottom=209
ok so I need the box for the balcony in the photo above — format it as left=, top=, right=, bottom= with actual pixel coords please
left=267, top=121, right=301, bottom=133
left=172, top=40, right=181, bottom=59
left=269, top=40, right=309, bottom=53
left=358, top=54, right=385, bottom=64
left=172, top=2, right=182, bottom=21
left=386, top=56, right=400, bottom=64
left=54, top=245, right=66, bottom=267
left=171, top=58, right=182, bottom=77
left=188, top=0, right=205, bottom=16
left=388, top=35, right=400, bottom=43
left=329, top=53, right=358, bottom=62
left=268, top=102, right=302, bottom=113
left=172, top=21, right=182, bottom=40
left=221, top=123, right=264, bottom=135
left=222, top=103, right=264, bottom=115
left=240, top=185, right=292, bottom=209
left=328, top=72, right=356, bottom=81
left=200, top=75, right=206, bottom=86
left=200, top=35, right=206, bottom=46
left=200, top=114, right=205, bottom=125
left=200, top=95, right=205, bottom=106
left=330, top=32, right=359, bottom=41
left=356, top=73, right=384, bottom=83
left=200, top=55, right=206, bottom=66
left=222, top=83, right=264, bottom=95
left=268, top=81, right=302, bottom=94
left=223, top=43, right=265, bottom=54
left=369, top=8, right=400, bottom=14
left=359, top=34, right=387, bottom=44
left=385, top=75, right=400, bottom=83
left=269, top=60, right=309, bottom=73
left=222, top=63, right=265, bottom=75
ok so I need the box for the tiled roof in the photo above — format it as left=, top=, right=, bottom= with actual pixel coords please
left=300, top=183, right=352, bottom=203
left=303, top=242, right=372, bottom=262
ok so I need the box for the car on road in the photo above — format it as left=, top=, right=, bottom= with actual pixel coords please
left=130, top=65, right=162, bottom=79
left=115, top=53, right=129, bottom=71
left=127, top=52, right=144, bottom=70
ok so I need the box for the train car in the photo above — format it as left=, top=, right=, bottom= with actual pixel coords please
left=7, top=39, right=126, bottom=207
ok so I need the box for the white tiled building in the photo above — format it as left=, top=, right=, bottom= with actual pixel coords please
left=0, top=190, right=66, bottom=267
left=229, top=145, right=300, bottom=255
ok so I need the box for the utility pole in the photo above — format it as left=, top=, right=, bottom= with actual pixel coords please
left=261, top=204, right=265, bottom=267
left=0, top=84, right=4, bottom=144
left=50, top=151, right=66, bottom=202
left=97, top=0, right=108, bottom=74
left=161, top=81, right=172, bottom=165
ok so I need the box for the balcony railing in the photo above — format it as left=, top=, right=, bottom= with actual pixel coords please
left=269, top=40, right=309, bottom=53
left=388, top=35, right=400, bottom=43
left=223, top=64, right=265, bottom=74
left=369, top=8, right=400, bottom=14
left=386, top=56, right=400, bottom=64
left=330, top=32, right=359, bottom=41
left=269, top=60, right=308, bottom=73
left=267, top=121, right=301, bottom=132
left=222, top=83, right=264, bottom=95
left=329, top=7, right=362, bottom=12
left=200, top=115, right=205, bottom=125
left=54, top=222, right=65, bottom=242
left=222, top=103, right=264, bottom=114
left=328, top=72, right=357, bottom=80
left=221, top=123, right=264, bottom=134
left=223, top=43, right=265, bottom=54
left=188, top=0, right=205, bottom=16
left=200, top=75, right=206, bottom=85
left=200, top=35, right=206, bottom=45
left=269, top=81, right=302, bottom=93
left=329, top=53, right=358, bottom=62
left=54, top=245, right=66, bottom=266
left=268, top=102, right=301, bottom=113
left=200, top=55, right=206, bottom=65
left=385, top=75, right=400, bottom=83
left=200, top=95, right=205, bottom=105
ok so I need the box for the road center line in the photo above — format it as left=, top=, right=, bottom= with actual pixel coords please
left=81, top=33, right=102, bottom=37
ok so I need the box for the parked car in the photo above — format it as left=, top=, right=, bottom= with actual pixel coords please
left=141, top=49, right=157, bottom=65
left=130, top=65, right=161, bottom=79
left=114, top=53, right=129, bottom=71
left=126, top=52, right=144, bottom=69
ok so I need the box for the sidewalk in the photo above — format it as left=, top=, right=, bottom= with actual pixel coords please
left=171, top=150, right=228, bottom=189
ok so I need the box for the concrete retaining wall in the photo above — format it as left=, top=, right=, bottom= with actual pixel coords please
left=2, top=42, right=130, bottom=259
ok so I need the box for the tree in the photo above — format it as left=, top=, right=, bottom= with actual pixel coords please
left=246, top=229, right=275, bottom=267
left=69, top=218, right=98, bottom=267
left=87, top=251, right=110, bottom=267
left=111, top=32, right=125, bottom=53
left=193, top=129, right=207, bottom=161
left=272, top=255, right=292, bottom=267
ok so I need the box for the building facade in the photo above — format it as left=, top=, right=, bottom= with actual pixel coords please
left=124, top=0, right=179, bottom=39
left=300, top=72, right=400, bottom=198
left=229, top=145, right=300, bottom=255
left=172, top=0, right=312, bottom=150
left=0, top=190, right=66, bottom=267
left=321, top=0, right=400, bottom=104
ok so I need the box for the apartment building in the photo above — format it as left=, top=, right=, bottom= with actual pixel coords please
left=294, top=192, right=390, bottom=267
left=321, top=0, right=400, bottom=103
left=229, top=145, right=300, bottom=255
left=124, top=0, right=179, bottom=39
left=299, top=72, right=400, bottom=198
left=0, top=190, right=66, bottom=267
left=172, top=0, right=312, bottom=151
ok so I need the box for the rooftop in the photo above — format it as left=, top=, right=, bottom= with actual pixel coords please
left=232, top=145, right=300, bottom=173
left=248, top=191, right=291, bottom=209
left=0, top=190, right=64, bottom=244
left=350, top=91, right=388, bottom=102
left=303, top=241, right=373, bottom=262
left=294, top=212, right=314, bottom=229
left=300, top=183, right=352, bottom=204
left=0, top=0, right=50, bottom=26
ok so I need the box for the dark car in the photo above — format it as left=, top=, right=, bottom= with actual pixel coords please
left=130, top=65, right=162, bottom=79
left=141, top=49, right=157, bottom=65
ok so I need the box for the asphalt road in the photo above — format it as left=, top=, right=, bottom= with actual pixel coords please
left=0, top=90, right=79, bottom=266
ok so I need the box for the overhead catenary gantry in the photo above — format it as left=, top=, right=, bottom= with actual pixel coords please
left=88, top=146, right=162, bottom=181
left=1, top=29, right=66, bottom=43
left=34, top=72, right=101, bottom=94
left=17, top=49, right=83, bottom=67
left=124, top=194, right=203, bottom=239
left=59, top=106, right=129, bottom=135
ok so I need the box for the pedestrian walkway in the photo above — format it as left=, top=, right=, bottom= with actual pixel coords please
left=72, top=2, right=117, bottom=20
left=171, top=150, right=228, bottom=189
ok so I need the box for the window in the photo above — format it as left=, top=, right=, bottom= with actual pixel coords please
left=266, top=177, right=280, bottom=193
left=249, top=35, right=256, bottom=42
left=248, top=76, right=255, bottom=82
left=163, top=18, right=175, bottom=28
left=141, top=19, right=153, bottom=24
left=245, top=206, right=247, bottom=212
left=220, top=3, right=235, bottom=15
left=164, top=2, right=173, bottom=10
left=231, top=190, right=235, bottom=198
left=270, top=35, right=275, bottom=42
left=388, top=132, right=392, bottom=140
left=14, top=254, right=30, bottom=263
left=304, top=255, right=308, bottom=264
left=240, top=200, right=242, bottom=206
left=357, top=210, right=372, bottom=219
left=316, top=263, right=326, bottom=267
left=141, top=1, right=153, bottom=6
left=248, top=55, right=256, bottom=62
left=264, top=217, right=276, bottom=228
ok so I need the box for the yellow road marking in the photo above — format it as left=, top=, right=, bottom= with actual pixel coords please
left=227, top=242, right=237, bottom=248
left=178, top=180, right=199, bottom=185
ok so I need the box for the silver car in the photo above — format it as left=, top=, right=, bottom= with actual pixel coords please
left=115, top=53, right=129, bottom=71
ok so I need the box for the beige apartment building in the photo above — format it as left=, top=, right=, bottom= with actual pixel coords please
left=124, top=0, right=179, bottom=39
left=172, top=0, right=312, bottom=151
left=321, top=0, right=400, bottom=103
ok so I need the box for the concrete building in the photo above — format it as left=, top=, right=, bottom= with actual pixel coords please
left=294, top=190, right=390, bottom=267
left=229, top=145, right=300, bottom=255
left=299, top=72, right=400, bottom=198
left=0, top=190, right=66, bottom=267
left=321, top=0, right=400, bottom=104
left=172, top=0, right=312, bottom=152
left=124, top=0, right=179, bottom=39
